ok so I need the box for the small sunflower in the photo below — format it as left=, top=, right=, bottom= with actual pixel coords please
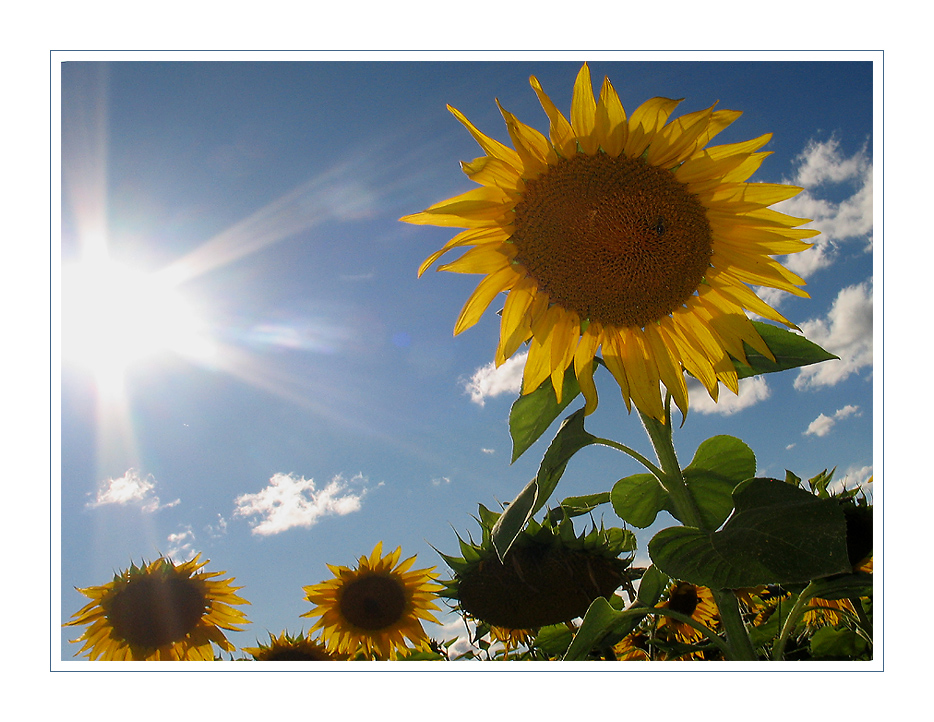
left=439, top=505, right=636, bottom=630
left=657, top=581, right=719, bottom=644
left=402, top=63, right=816, bottom=421
left=64, top=554, right=249, bottom=661
left=301, top=542, right=443, bottom=659
left=614, top=631, right=652, bottom=661
left=243, top=630, right=342, bottom=661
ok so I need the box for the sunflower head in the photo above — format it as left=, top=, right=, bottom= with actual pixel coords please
left=657, top=580, right=719, bottom=644
left=64, top=554, right=250, bottom=661
left=301, top=542, right=443, bottom=660
left=402, top=63, right=817, bottom=421
left=438, top=505, right=637, bottom=631
left=243, top=630, right=343, bottom=661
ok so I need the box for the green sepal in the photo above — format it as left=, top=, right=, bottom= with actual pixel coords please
left=733, top=321, right=838, bottom=379
left=648, top=477, right=851, bottom=589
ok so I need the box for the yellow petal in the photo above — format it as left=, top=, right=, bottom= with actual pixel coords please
left=438, top=244, right=515, bottom=275
left=453, top=265, right=518, bottom=335
left=447, top=104, right=521, bottom=168
left=497, top=276, right=537, bottom=363
left=529, top=75, right=577, bottom=157
left=574, top=322, right=602, bottom=415
left=571, top=63, right=598, bottom=154
left=643, top=323, right=688, bottom=417
left=417, top=226, right=510, bottom=277
left=594, top=75, right=628, bottom=157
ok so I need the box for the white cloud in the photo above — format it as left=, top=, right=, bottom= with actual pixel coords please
left=165, top=527, right=197, bottom=562
left=829, top=464, right=873, bottom=497
left=769, top=137, right=873, bottom=282
left=234, top=472, right=366, bottom=536
left=688, top=375, right=771, bottom=415
left=88, top=468, right=179, bottom=513
left=463, top=352, right=526, bottom=406
left=431, top=476, right=452, bottom=486
left=805, top=405, right=861, bottom=437
left=481, top=448, right=496, bottom=455
left=795, top=280, right=873, bottom=389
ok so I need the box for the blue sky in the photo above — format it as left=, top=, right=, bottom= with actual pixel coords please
left=57, top=57, right=874, bottom=661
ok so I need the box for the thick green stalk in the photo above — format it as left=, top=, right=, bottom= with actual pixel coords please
left=639, top=407, right=757, bottom=661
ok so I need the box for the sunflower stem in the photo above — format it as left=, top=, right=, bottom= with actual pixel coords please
left=639, top=404, right=757, bottom=661
left=591, top=437, right=664, bottom=479
left=712, top=589, right=758, bottom=661
left=772, top=582, right=816, bottom=660
left=638, top=409, right=705, bottom=531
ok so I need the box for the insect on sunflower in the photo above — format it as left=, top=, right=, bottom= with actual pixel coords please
left=402, top=63, right=817, bottom=421
left=301, top=542, right=443, bottom=659
left=64, top=554, right=250, bottom=661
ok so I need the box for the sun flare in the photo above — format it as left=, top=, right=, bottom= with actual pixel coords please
left=62, top=255, right=216, bottom=392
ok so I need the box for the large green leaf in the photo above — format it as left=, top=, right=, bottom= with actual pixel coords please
left=679, top=435, right=756, bottom=530
left=508, top=365, right=582, bottom=463
left=611, top=473, right=667, bottom=528
left=649, top=477, right=851, bottom=589
left=492, top=407, right=599, bottom=559
left=733, top=322, right=838, bottom=379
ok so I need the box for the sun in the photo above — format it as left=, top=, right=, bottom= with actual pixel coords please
left=62, top=254, right=216, bottom=393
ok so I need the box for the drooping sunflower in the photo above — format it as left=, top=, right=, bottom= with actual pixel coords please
left=301, top=542, right=443, bottom=659
left=243, top=630, right=343, bottom=661
left=657, top=581, right=719, bottom=644
left=64, top=554, right=249, bottom=661
left=439, top=505, right=637, bottom=630
left=402, top=63, right=816, bottom=421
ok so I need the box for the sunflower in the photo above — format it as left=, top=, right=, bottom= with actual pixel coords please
left=243, top=630, right=342, bottom=661
left=402, top=63, right=816, bottom=421
left=301, top=542, right=443, bottom=659
left=439, top=505, right=636, bottom=630
left=64, top=554, right=249, bottom=661
left=657, top=581, right=719, bottom=644
left=614, top=631, right=651, bottom=661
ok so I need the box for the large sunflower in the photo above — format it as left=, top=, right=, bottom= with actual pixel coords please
left=64, top=555, right=249, bottom=661
left=402, top=63, right=816, bottom=421
left=301, top=542, right=443, bottom=659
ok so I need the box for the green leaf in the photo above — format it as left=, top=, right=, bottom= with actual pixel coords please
left=680, top=435, right=756, bottom=530
left=809, top=625, right=869, bottom=659
left=492, top=407, right=599, bottom=559
left=805, top=571, right=873, bottom=601
left=637, top=565, right=670, bottom=607
left=733, top=321, right=838, bottom=379
left=648, top=477, right=851, bottom=589
left=508, top=365, right=582, bottom=463
left=545, top=491, right=611, bottom=525
left=533, top=624, right=574, bottom=656
left=611, top=473, right=667, bottom=528
left=563, top=597, right=625, bottom=660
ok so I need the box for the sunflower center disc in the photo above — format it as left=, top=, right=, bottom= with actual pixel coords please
left=107, top=574, right=207, bottom=649
left=511, top=153, right=713, bottom=328
left=667, top=582, right=701, bottom=617
left=339, top=572, right=408, bottom=631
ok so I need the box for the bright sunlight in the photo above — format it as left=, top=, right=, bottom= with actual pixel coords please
left=62, top=255, right=216, bottom=395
